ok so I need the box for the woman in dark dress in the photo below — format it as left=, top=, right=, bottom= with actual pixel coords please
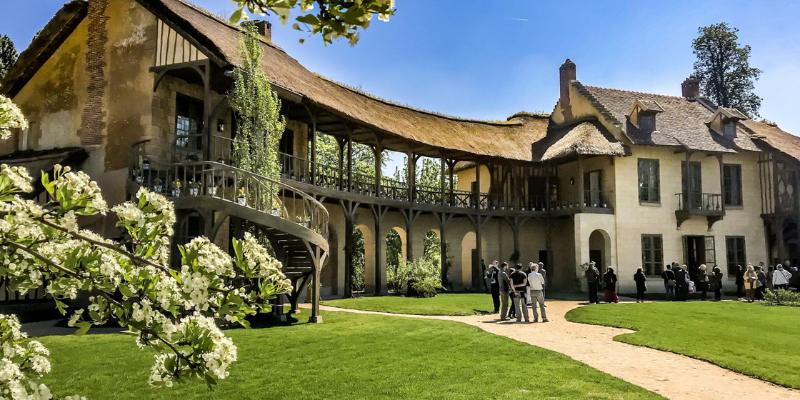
left=603, top=268, right=619, bottom=303
left=735, top=265, right=745, bottom=299
left=711, top=266, right=724, bottom=301
left=633, top=268, right=647, bottom=303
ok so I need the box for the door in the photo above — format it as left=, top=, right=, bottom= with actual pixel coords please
left=681, top=161, right=702, bottom=209
left=528, top=176, right=547, bottom=210
left=175, top=94, right=204, bottom=154
left=584, top=170, right=602, bottom=207
left=279, top=129, right=295, bottom=176
left=683, top=235, right=715, bottom=282
left=589, top=249, right=603, bottom=273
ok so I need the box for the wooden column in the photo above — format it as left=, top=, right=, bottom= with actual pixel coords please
left=407, top=152, right=416, bottom=202
left=475, top=160, right=482, bottom=208
left=346, top=136, right=353, bottom=192
left=202, top=61, right=212, bottom=161
left=374, top=144, right=383, bottom=196
left=447, top=159, right=456, bottom=206
left=437, top=212, right=452, bottom=287
left=402, top=210, right=420, bottom=262
left=439, top=154, right=446, bottom=205
left=717, top=154, right=726, bottom=212
left=304, top=104, right=317, bottom=183
left=337, top=138, right=345, bottom=190
left=372, top=205, right=389, bottom=295
left=340, top=200, right=359, bottom=297
left=576, top=156, right=584, bottom=207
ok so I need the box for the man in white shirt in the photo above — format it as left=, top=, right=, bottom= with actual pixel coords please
left=527, top=263, right=548, bottom=323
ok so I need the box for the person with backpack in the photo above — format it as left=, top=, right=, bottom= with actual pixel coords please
left=674, top=265, right=689, bottom=301
left=661, top=264, right=676, bottom=300
left=633, top=268, right=647, bottom=303
left=603, top=267, right=619, bottom=303
left=772, top=264, right=793, bottom=291
left=510, top=264, right=529, bottom=323
left=484, top=260, right=501, bottom=313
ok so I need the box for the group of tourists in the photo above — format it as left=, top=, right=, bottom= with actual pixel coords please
left=484, top=260, right=548, bottom=323
left=735, top=262, right=796, bottom=302
left=583, top=260, right=798, bottom=304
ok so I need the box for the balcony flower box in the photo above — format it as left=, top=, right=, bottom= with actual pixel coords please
left=207, top=186, right=218, bottom=196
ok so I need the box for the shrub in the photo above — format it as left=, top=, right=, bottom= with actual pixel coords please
left=389, top=257, right=442, bottom=298
left=764, top=289, right=800, bottom=307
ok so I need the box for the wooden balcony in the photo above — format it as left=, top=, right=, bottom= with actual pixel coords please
left=675, top=192, right=724, bottom=229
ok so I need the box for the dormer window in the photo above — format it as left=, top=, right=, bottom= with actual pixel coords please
left=723, top=121, right=736, bottom=139
left=639, top=114, right=655, bottom=132
left=628, top=99, right=663, bottom=134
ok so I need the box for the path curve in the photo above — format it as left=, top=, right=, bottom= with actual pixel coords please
left=317, top=301, right=800, bottom=400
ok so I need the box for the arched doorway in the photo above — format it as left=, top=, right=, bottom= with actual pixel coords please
left=589, top=229, right=610, bottom=274
left=385, top=227, right=405, bottom=294
left=460, top=231, right=476, bottom=289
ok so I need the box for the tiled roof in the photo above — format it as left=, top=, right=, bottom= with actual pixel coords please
left=742, top=120, right=800, bottom=162
left=577, top=83, right=760, bottom=153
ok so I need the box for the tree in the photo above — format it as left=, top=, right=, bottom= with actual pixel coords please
left=0, top=35, right=17, bottom=82
left=0, top=97, right=292, bottom=396
left=230, top=26, right=285, bottom=203
left=692, top=22, right=762, bottom=117
left=229, top=0, right=395, bottom=45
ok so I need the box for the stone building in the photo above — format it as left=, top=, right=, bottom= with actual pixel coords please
left=2, top=0, right=800, bottom=313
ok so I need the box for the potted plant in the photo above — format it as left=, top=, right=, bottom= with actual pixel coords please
left=171, top=180, right=182, bottom=197
left=188, top=180, right=200, bottom=196
left=153, top=178, right=163, bottom=194
left=206, top=177, right=218, bottom=196
left=237, top=187, right=247, bottom=205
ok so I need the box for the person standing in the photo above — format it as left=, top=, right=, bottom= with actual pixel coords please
left=507, top=265, right=518, bottom=320
left=510, top=264, right=529, bottom=323
left=528, top=263, right=548, bottom=322
left=498, top=263, right=512, bottom=321
left=735, top=265, right=745, bottom=299
left=697, top=264, right=709, bottom=300
left=756, top=266, right=767, bottom=300
left=767, top=265, right=775, bottom=291
left=743, top=264, right=759, bottom=302
left=484, top=260, right=501, bottom=313
left=603, top=267, right=619, bottom=303
left=633, top=268, right=647, bottom=303
left=672, top=265, right=686, bottom=301
left=711, top=266, right=724, bottom=301
left=585, top=261, right=601, bottom=304
left=538, top=262, right=548, bottom=301
left=661, top=264, right=676, bottom=300
left=773, top=264, right=792, bottom=291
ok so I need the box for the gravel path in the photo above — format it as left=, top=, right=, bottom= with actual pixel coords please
left=318, top=301, right=800, bottom=400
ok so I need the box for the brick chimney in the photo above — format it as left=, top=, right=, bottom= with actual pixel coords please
left=559, top=59, right=576, bottom=108
left=681, top=76, right=700, bottom=99
left=254, top=20, right=272, bottom=42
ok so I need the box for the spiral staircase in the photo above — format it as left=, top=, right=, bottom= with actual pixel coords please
left=128, top=140, right=329, bottom=321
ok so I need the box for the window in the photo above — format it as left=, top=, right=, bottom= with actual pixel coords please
left=723, top=121, right=737, bottom=138
left=641, top=234, right=663, bottom=275
left=639, top=114, right=655, bottom=131
left=723, top=164, right=742, bottom=206
left=638, top=159, right=660, bottom=203
left=726, top=236, right=746, bottom=277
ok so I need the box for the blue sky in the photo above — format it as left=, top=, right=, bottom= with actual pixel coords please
left=3, top=0, right=800, bottom=167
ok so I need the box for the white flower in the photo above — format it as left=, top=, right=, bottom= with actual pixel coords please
left=0, top=165, right=33, bottom=193
left=0, top=95, right=28, bottom=140
left=67, top=309, right=83, bottom=328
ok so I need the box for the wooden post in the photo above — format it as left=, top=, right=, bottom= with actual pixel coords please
left=407, top=152, right=416, bottom=202
left=576, top=156, right=584, bottom=208
left=374, top=144, right=383, bottom=196
left=202, top=61, right=211, bottom=161
left=475, top=160, right=482, bottom=209
left=717, top=154, right=726, bottom=212
left=447, top=159, right=456, bottom=206
left=372, top=205, right=388, bottom=295
left=440, top=154, right=446, bottom=205
left=347, top=135, right=353, bottom=192
left=337, top=138, right=345, bottom=190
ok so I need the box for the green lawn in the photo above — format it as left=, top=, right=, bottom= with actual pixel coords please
left=39, top=311, right=659, bottom=399
left=322, top=293, right=492, bottom=315
left=323, top=292, right=584, bottom=316
left=566, top=301, right=800, bottom=389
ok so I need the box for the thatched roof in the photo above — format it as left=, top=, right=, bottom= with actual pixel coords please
left=741, top=120, right=800, bottom=162
left=145, top=0, right=549, bottom=161
left=533, top=121, right=625, bottom=162
left=0, top=1, right=88, bottom=96
left=576, top=83, right=761, bottom=153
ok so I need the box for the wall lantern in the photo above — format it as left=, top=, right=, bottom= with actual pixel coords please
left=217, top=119, right=225, bottom=132
left=570, top=177, right=575, bottom=185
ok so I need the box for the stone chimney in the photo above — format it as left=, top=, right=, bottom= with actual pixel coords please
left=254, top=20, right=272, bottom=42
left=559, top=59, right=576, bottom=108
left=681, top=76, right=700, bottom=100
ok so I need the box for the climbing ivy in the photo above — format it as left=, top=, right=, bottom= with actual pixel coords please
left=230, top=26, right=286, bottom=201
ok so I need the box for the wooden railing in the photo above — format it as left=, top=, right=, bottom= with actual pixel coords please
left=193, top=136, right=612, bottom=213
left=131, top=140, right=329, bottom=238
